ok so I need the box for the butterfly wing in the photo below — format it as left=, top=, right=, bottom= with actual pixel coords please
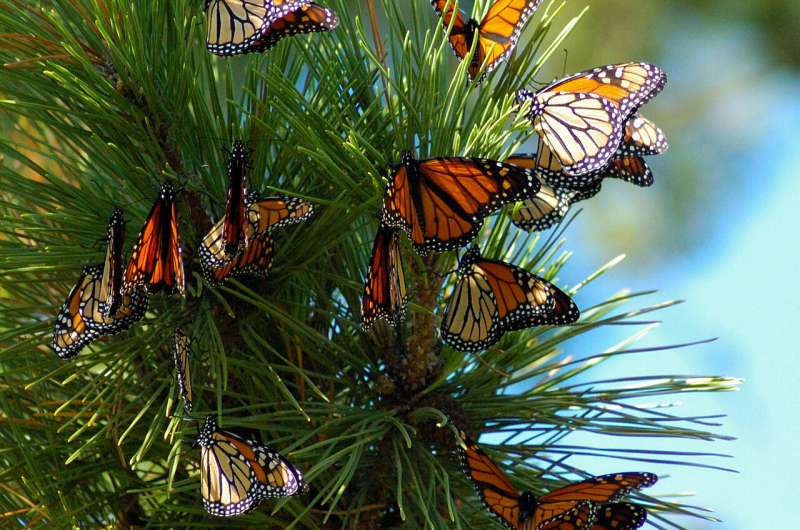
left=457, top=431, right=523, bottom=530
left=204, top=233, right=275, bottom=285
left=522, top=90, right=626, bottom=177
left=540, top=473, right=658, bottom=504
left=98, top=208, right=125, bottom=317
left=173, top=328, right=192, bottom=412
left=222, top=141, right=249, bottom=257
left=362, top=226, right=408, bottom=329
left=198, top=416, right=305, bottom=517
left=534, top=501, right=596, bottom=530
left=81, top=267, right=148, bottom=335
left=589, top=503, right=648, bottom=530
left=475, top=0, right=542, bottom=78
left=246, top=195, right=315, bottom=236
left=382, top=154, right=539, bottom=254
left=442, top=248, right=578, bottom=352
left=205, top=0, right=270, bottom=56
left=539, top=63, right=667, bottom=116
left=431, top=0, right=471, bottom=63
left=603, top=157, right=654, bottom=188
left=124, top=183, right=185, bottom=295
left=620, top=114, right=668, bottom=157
left=506, top=155, right=578, bottom=232
left=51, top=267, right=100, bottom=359
left=251, top=2, right=339, bottom=53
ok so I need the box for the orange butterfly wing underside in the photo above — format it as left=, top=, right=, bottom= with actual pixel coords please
left=477, top=0, right=541, bottom=74
left=209, top=234, right=274, bottom=284
left=124, top=187, right=184, bottom=294
left=432, top=0, right=470, bottom=60
left=534, top=501, right=595, bottom=530
left=459, top=433, right=522, bottom=529
left=362, top=227, right=407, bottom=328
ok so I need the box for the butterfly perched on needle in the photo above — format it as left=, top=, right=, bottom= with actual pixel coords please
left=441, top=246, right=578, bottom=352
left=381, top=151, right=540, bottom=255
left=516, top=63, right=667, bottom=176
left=197, top=415, right=306, bottom=517
left=124, top=182, right=185, bottom=295
left=431, top=0, right=543, bottom=81
left=457, top=430, right=656, bottom=530
left=362, top=225, right=408, bottom=330
left=205, top=0, right=339, bottom=57
left=173, top=328, right=193, bottom=412
left=52, top=210, right=148, bottom=359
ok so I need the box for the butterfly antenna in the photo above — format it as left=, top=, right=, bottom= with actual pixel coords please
left=560, top=48, right=569, bottom=77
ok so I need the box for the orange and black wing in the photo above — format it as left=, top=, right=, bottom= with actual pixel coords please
left=381, top=152, right=539, bottom=254
left=431, top=0, right=471, bottom=64
left=602, top=157, right=653, bottom=188
left=173, top=328, right=193, bottom=412
left=204, top=233, right=274, bottom=285
left=457, top=430, right=523, bottom=530
left=589, top=503, right=648, bottom=530
left=252, top=2, right=339, bottom=53
left=245, top=195, right=315, bottom=236
left=540, top=473, right=657, bottom=504
left=620, top=113, right=668, bottom=157
left=505, top=155, right=578, bottom=232
left=441, top=247, right=578, bottom=352
left=534, top=501, right=596, bottom=530
left=52, top=267, right=101, bottom=359
left=362, top=226, right=408, bottom=329
left=474, top=0, right=543, bottom=79
left=197, top=415, right=305, bottom=517
left=98, top=208, right=125, bottom=317
left=206, top=0, right=270, bottom=56
left=539, top=63, right=667, bottom=116
left=124, top=182, right=185, bottom=295
left=223, top=140, right=250, bottom=256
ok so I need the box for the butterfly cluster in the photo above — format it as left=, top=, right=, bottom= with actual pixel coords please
left=48, top=0, right=672, bottom=523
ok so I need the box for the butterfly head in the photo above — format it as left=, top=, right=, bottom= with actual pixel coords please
left=159, top=181, right=176, bottom=201
left=518, top=491, right=539, bottom=521
left=107, top=208, right=125, bottom=241
left=515, top=89, right=536, bottom=115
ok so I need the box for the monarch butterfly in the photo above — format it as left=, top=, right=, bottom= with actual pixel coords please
left=203, top=233, right=275, bottom=285
left=516, top=63, right=666, bottom=175
left=457, top=430, right=656, bottom=530
left=441, top=246, right=578, bottom=352
left=197, top=415, right=306, bottom=517
left=381, top=151, right=540, bottom=255
left=199, top=141, right=251, bottom=268
left=173, top=328, right=193, bottom=412
left=250, top=1, right=340, bottom=54
left=431, top=0, right=543, bottom=81
left=52, top=265, right=148, bottom=359
left=245, top=195, right=316, bottom=236
left=98, top=208, right=126, bottom=317
left=124, top=182, right=185, bottom=295
left=206, top=0, right=339, bottom=56
left=362, top=226, right=408, bottom=330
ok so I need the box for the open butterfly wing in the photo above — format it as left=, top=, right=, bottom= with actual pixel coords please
left=205, top=233, right=274, bottom=285
left=534, top=501, right=596, bottom=530
left=198, top=416, right=305, bottom=517
left=124, top=183, right=185, bottom=295
left=206, top=0, right=270, bottom=56
left=382, top=155, right=539, bottom=254
left=589, top=503, right=648, bottom=530
left=476, top=0, right=542, bottom=78
left=251, top=2, right=339, bottom=53
left=362, top=226, right=408, bottom=329
left=506, top=155, right=577, bottom=232
left=457, top=431, right=523, bottom=530
left=246, top=195, right=315, bottom=236
left=540, top=473, right=657, bottom=504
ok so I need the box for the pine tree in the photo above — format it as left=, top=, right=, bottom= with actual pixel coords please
left=0, top=1, right=739, bottom=528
